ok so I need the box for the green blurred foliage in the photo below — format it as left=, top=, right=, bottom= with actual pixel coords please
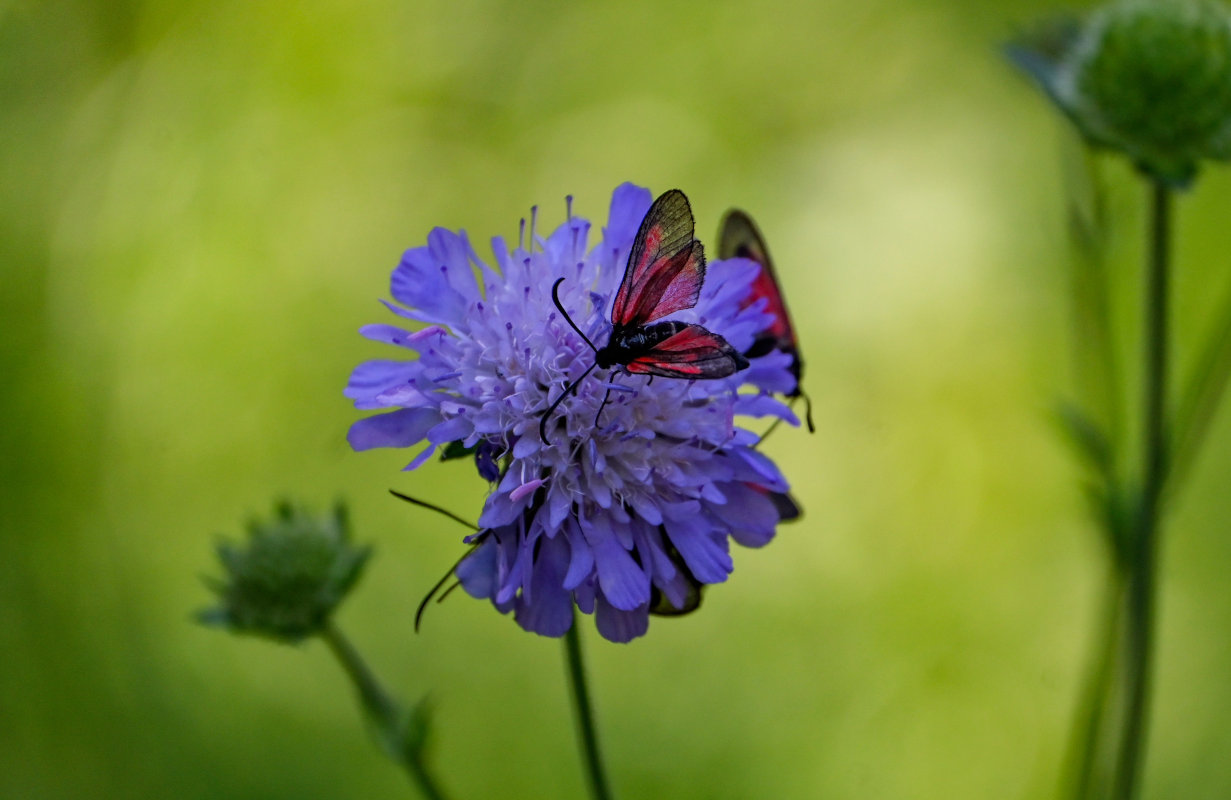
left=3, top=0, right=1231, bottom=798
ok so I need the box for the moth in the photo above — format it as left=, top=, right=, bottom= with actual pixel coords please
left=541, top=189, right=747, bottom=442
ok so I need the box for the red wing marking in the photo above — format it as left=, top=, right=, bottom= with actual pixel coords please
left=624, top=324, right=747, bottom=379
left=612, top=190, right=706, bottom=327
left=718, top=209, right=797, bottom=351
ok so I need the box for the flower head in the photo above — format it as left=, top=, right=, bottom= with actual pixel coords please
left=199, top=502, right=370, bottom=643
left=1008, top=0, right=1231, bottom=187
left=346, top=184, right=799, bottom=642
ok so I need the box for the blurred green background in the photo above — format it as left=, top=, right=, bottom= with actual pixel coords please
left=4, top=0, right=1231, bottom=798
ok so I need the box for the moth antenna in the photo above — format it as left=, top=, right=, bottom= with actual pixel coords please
left=801, top=390, right=816, bottom=433
left=757, top=415, right=785, bottom=446
left=551, top=277, right=598, bottom=353
left=389, top=489, right=478, bottom=530
left=594, top=386, right=615, bottom=428
left=414, top=536, right=487, bottom=632
left=539, top=361, right=598, bottom=444
left=415, top=565, right=457, bottom=632
left=594, top=371, right=626, bottom=428
left=436, top=579, right=463, bottom=604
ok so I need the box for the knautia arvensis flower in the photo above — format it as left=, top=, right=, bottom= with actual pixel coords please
left=346, top=183, right=800, bottom=642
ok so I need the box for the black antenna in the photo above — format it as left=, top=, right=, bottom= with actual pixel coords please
left=539, top=362, right=597, bottom=444
left=539, top=277, right=602, bottom=443
left=413, top=536, right=487, bottom=632
left=387, top=489, right=486, bottom=632
left=595, top=387, right=614, bottom=427
left=435, top=579, right=464, bottom=604
left=389, top=489, right=478, bottom=530
left=801, top=390, right=816, bottom=433
left=551, top=277, right=598, bottom=352
left=756, top=393, right=815, bottom=445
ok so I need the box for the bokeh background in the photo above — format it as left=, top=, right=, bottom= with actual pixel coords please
left=4, top=0, right=1231, bottom=798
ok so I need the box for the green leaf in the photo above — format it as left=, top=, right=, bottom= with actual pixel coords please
left=439, top=440, right=477, bottom=461
left=1055, top=399, right=1115, bottom=478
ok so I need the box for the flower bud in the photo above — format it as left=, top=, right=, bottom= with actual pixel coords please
left=199, top=502, right=370, bottom=643
left=1010, top=0, right=1231, bottom=187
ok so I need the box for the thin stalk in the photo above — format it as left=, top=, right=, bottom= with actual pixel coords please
left=564, top=614, right=614, bottom=800
left=322, top=622, right=448, bottom=800
left=1111, top=181, right=1171, bottom=800
left=1066, top=565, right=1126, bottom=800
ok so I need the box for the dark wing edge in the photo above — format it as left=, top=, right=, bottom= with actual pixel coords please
left=718, top=208, right=802, bottom=392
left=718, top=208, right=768, bottom=265
left=612, top=190, right=705, bottom=327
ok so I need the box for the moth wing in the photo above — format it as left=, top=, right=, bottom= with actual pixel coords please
left=612, top=190, right=706, bottom=326
left=624, top=324, right=748, bottom=379
left=718, top=209, right=797, bottom=357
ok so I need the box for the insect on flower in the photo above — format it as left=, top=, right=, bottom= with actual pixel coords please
left=541, top=190, right=749, bottom=442
left=346, top=183, right=800, bottom=642
left=718, top=209, right=814, bottom=433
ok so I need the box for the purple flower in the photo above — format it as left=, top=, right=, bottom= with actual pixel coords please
left=346, top=183, right=799, bottom=642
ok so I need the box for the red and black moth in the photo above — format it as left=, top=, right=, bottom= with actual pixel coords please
left=716, top=209, right=806, bottom=592
left=540, top=189, right=749, bottom=442
left=718, top=209, right=815, bottom=433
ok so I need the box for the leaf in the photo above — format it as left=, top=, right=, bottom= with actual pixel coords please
left=1055, top=399, right=1114, bottom=478
left=439, top=440, right=477, bottom=461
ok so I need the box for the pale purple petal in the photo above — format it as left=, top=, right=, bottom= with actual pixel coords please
left=595, top=594, right=649, bottom=643
left=665, top=524, right=733, bottom=585
left=588, top=522, right=650, bottom=611
left=514, top=534, right=574, bottom=637
left=391, top=245, right=467, bottom=323
left=347, top=408, right=440, bottom=451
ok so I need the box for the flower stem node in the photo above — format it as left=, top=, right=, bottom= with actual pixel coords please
left=199, top=502, right=371, bottom=643
left=1011, top=0, right=1231, bottom=187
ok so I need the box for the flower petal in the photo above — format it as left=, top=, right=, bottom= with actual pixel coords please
left=714, top=482, right=780, bottom=548
left=664, top=525, right=733, bottom=585
left=345, top=360, right=420, bottom=403
left=587, top=521, right=650, bottom=611
left=514, top=535, right=574, bottom=637
left=391, top=244, right=468, bottom=324
left=458, top=537, right=498, bottom=600
left=595, top=594, right=649, bottom=643
left=347, top=408, right=440, bottom=451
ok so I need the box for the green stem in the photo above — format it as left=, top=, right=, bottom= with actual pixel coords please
left=1066, top=565, right=1125, bottom=800
left=564, top=614, right=614, bottom=800
left=1111, top=180, right=1171, bottom=800
left=322, top=622, right=448, bottom=800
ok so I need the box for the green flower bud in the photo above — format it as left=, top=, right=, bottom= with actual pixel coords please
left=1010, top=0, right=1231, bottom=187
left=199, top=501, right=371, bottom=643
